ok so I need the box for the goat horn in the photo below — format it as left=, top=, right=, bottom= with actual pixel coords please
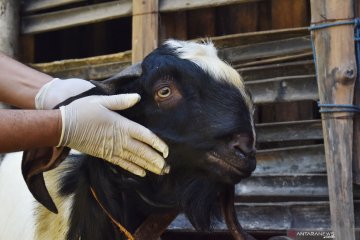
left=221, top=185, right=257, bottom=240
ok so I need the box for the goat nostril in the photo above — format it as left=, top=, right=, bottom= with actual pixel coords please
left=230, top=134, right=255, bottom=157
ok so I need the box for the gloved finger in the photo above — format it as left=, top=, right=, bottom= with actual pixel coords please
left=124, top=139, right=168, bottom=171
left=115, top=150, right=164, bottom=175
left=127, top=122, right=169, bottom=158
left=97, top=94, right=141, bottom=111
left=110, top=157, right=146, bottom=177
left=36, top=78, right=96, bottom=110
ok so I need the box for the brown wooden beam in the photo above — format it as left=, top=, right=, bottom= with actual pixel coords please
left=132, top=0, right=159, bottom=63
left=310, top=0, right=357, bottom=239
left=353, top=0, right=360, bottom=186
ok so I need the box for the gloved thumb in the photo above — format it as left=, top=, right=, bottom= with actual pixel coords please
left=97, top=94, right=141, bottom=110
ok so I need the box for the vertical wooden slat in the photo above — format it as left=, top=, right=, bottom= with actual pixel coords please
left=310, top=0, right=356, bottom=239
left=216, top=3, right=259, bottom=36
left=187, top=8, right=215, bottom=39
left=132, top=0, right=159, bottom=63
left=353, top=0, right=360, bottom=186
left=20, top=35, right=35, bottom=63
left=159, top=12, right=188, bottom=43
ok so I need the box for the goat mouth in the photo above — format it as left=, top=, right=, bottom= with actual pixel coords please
left=206, top=151, right=254, bottom=181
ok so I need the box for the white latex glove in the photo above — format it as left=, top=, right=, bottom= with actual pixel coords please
left=57, top=94, right=169, bottom=177
left=35, top=78, right=96, bottom=110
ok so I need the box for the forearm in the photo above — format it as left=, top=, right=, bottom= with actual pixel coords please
left=0, top=52, right=52, bottom=109
left=0, top=109, right=62, bottom=153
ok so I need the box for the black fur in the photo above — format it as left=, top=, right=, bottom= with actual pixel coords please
left=55, top=42, right=255, bottom=240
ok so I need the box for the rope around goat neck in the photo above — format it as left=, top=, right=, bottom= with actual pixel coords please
left=90, top=187, right=135, bottom=240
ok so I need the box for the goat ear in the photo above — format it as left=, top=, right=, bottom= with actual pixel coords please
left=90, top=62, right=143, bottom=94
left=22, top=147, right=70, bottom=214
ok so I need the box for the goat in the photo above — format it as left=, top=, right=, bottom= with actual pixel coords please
left=0, top=40, right=256, bottom=240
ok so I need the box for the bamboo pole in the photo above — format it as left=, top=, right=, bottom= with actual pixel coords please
left=132, top=0, right=159, bottom=63
left=310, top=1, right=356, bottom=239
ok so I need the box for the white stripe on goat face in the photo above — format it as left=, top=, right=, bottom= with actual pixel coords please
left=165, top=39, right=253, bottom=111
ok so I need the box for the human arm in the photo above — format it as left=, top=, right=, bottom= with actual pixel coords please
left=0, top=109, right=61, bottom=152
left=0, top=52, right=52, bottom=109
left=0, top=52, right=170, bottom=176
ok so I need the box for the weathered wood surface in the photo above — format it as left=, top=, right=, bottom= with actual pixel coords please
left=31, top=51, right=131, bottom=80
left=0, top=0, right=18, bottom=109
left=239, top=60, right=315, bottom=81
left=31, top=28, right=311, bottom=78
left=255, top=145, right=325, bottom=174
left=219, top=37, right=311, bottom=65
left=0, top=0, right=19, bottom=57
left=210, top=27, right=309, bottom=48
left=132, top=0, right=158, bottom=63
left=22, top=1, right=133, bottom=34
left=247, top=75, right=318, bottom=104
left=160, top=0, right=262, bottom=13
left=256, top=120, right=322, bottom=143
left=167, top=201, right=360, bottom=232
left=23, top=0, right=86, bottom=13
left=234, top=52, right=312, bottom=68
left=310, top=0, right=357, bottom=239
left=355, top=0, right=360, bottom=186
left=354, top=78, right=360, bottom=184
left=22, top=0, right=268, bottom=35
left=237, top=174, right=360, bottom=199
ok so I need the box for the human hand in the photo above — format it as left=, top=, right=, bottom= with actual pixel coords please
left=57, top=94, right=169, bottom=177
left=35, top=78, right=96, bottom=110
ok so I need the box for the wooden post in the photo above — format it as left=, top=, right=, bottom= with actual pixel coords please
left=353, top=0, right=360, bottom=186
left=0, top=0, right=19, bottom=110
left=132, top=0, right=159, bottom=64
left=310, top=1, right=356, bottom=239
left=0, top=0, right=19, bottom=57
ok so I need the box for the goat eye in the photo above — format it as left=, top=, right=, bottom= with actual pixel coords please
left=157, top=87, right=171, bottom=98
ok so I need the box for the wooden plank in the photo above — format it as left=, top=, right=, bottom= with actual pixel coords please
left=354, top=0, right=360, bottom=186
left=238, top=60, right=315, bottom=81
left=215, top=2, right=259, bottom=35
left=22, top=1, right=132, bottom=34
left=21, top=0, right=266, bottom=35
left=237, top=174, right=360, bottom=199
left=234, top=52, right=313, bottom=68
left=237, top=174, right=329, bottom=198
left=159, top=0, right=263, bottom=12
left=310, top=1, right=357, bottom=239
left=23, top=0, right=86, bottom=13
left=246, top=75, right=318, bottom=104
left=168, top=201, right=360, bottom=232
left=132, top=0, right=159, bottom=63
left=256, top=120, right=322, bottom=143
left=271, top=0, right=309, bottom=29
left=31, top=51, right=131, bottom=80
left=218, top=36, right=311, bottom=64
left=187, top=8, right=215, bottom=39
left=354, top=75, right=360, bottom=184
left=209, top=27, right=309, bottom=49
left=255, top=145, right=325, bottom=174
left=159, top=12, right=188, bottom=43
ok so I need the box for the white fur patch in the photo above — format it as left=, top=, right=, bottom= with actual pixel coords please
left=0, top=152, right=36, bottom=240
left=165, top=39, right=253, bottom=110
